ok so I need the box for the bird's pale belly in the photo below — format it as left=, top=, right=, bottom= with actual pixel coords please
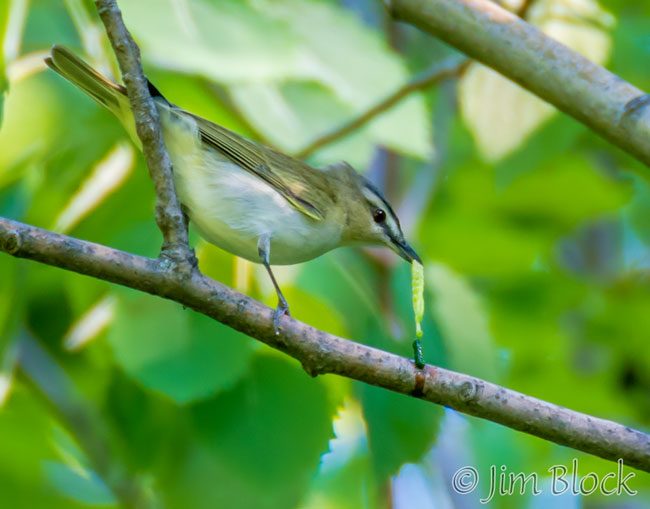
left=169, top=137, right=342, bottom=265
left=190, top=214, right=339, bottom=265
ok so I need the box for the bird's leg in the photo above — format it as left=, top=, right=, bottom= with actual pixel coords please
left=258, top=234, right=290, bottom=334
left=180, top=204, right=198, bottom=270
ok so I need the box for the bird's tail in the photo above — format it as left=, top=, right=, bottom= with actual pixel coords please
left=45, top=45, right=128, bottom=116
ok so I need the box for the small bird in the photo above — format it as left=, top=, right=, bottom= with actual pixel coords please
left=45, top=46, right=421, bottom=332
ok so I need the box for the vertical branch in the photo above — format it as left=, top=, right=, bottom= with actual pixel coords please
left=94, top=0, right=194, bottom=272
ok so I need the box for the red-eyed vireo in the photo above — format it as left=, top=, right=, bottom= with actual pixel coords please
left=46, top=46, right=421, bottom=332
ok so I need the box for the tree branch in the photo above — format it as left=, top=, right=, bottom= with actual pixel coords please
left=295, top=58, right=469, bottom=160
left=1, top=217, right=649, bottom=472
left=9, top=0, right=647, bottom=482
left=93, top=0, right=194, bottom=271
left=386, top=0, right=650, bottom=167
left=293, top=0, right=534, bottom=160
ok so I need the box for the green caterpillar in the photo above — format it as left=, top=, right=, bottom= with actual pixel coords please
left=412, top=260, right=424, bottom=338
left=411, top=261, right=425, bottom=369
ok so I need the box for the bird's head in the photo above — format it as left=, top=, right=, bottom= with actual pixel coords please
left=340, top=168, right=421, bottom=264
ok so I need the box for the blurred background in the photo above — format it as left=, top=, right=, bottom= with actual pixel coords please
left=1, top=0, right=650, bottom=507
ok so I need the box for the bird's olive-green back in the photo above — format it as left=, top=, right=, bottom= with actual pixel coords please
left=187, top=113, right=339, bottom=222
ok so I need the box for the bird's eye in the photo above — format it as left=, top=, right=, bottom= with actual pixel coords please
left=373, top=209, right=386, bottom=223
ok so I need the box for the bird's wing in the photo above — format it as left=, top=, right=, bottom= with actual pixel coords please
left=188, top=113, right=327, bottom=221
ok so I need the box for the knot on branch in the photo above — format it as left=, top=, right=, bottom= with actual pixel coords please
left=301, top=360, right=323, bottom=378
left=0, top=229, right=22, bottom=255
left=136, top=119, right=160, bottom=141
left=458, top=380, right=480, bottom=404
left=158, top=245, right=197, bottom=280
left=411, top=368, right=427, bottom=397
left=299, top=340, right=328, bottom=378
left=622, top=94, right=650, bottom=123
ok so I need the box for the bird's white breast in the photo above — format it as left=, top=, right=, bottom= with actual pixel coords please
left=160, top=108, right=342, bottom=265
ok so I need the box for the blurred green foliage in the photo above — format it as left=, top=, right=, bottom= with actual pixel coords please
left=0, top=0, right=649, bottom=507
left=0, top=2, right=10, bottom=122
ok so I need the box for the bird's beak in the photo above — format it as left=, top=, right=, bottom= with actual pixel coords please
left=391, top=237, right=422, bottom=264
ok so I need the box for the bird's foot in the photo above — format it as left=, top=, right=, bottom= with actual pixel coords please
left=272, top=297, right=290, bottom=335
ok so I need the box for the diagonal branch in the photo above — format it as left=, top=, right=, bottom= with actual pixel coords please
left=94, top=0, right=194, bottom=271
left=10, top=0, right=647, bottom=480
left=385, top=0, right=650, bottom=168
left=293, top=0, right=534, bottom=160
left=1, top=217, right=649, bottom=472
left=295, top=58, right=469, bottom=160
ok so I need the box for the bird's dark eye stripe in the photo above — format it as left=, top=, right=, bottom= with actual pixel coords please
left=373, top=209, right=386, bottom=223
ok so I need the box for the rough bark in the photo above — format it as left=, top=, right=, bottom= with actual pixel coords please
left=386, top=0, right=650, bottom=167
left=2, top=217, right=649, bottom=472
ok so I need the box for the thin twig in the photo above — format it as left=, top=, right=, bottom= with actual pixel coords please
left=517, top=0, right=536, bottom=19
left=1, top=217, right=649, bottom=472
left=17, top=332, right=155, bottom=509
left=94, top=0, right=194, bottom=271
left=295, top=58, right=470, bottom=159
left=294, top=0, right=537, bottom=160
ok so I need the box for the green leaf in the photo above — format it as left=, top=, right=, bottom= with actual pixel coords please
left=608, top=6, right=650, bottom=93
left=44, top=462, right=117, bottom=506
left=498, top=155, right=630, bottom=227
left=0, top=1, right=10, bottom=124
left=22, top=0, right=79, bottom=53
left=250, top=0, right=431, bottom=158
left=0, top=68, right=124, bottom=205
left=147, top=69, right=255, bottom=138
left=121, top=0, right=431, bottom=163
left=0, top=189, right=24, bottom=337
left=360, top=383, right=442, bottom=481
left=494, top=115, right=585, bottom=186
left=0, top=254, right=22, bottom=365
left=103, top=370, right=189, bottom=471
left=0, top=387, right=87, bottom=508
left=164, top=356, right=334, bottom=509
left=230, top=81, right=375, bottom=168
left=459, top=0, right=613, bottom=161
left=281, top=285, right=349, bottom=337
left=625, top=173, right=650, bottom=245
left=426, top=263, right=498, bottom=381
left=423, top=153, right=630, bottom=277
left=121, top=0, right=302, bottom=83
left=295, top=250, right=384, bottom=338
left=108, top=290, right=254, bottom=404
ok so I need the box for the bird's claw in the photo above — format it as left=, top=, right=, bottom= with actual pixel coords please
left=272, top=298, right=290, bottom=335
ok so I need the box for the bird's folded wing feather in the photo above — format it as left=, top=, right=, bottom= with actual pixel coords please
left=188, top=113, right=326, bottom=221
